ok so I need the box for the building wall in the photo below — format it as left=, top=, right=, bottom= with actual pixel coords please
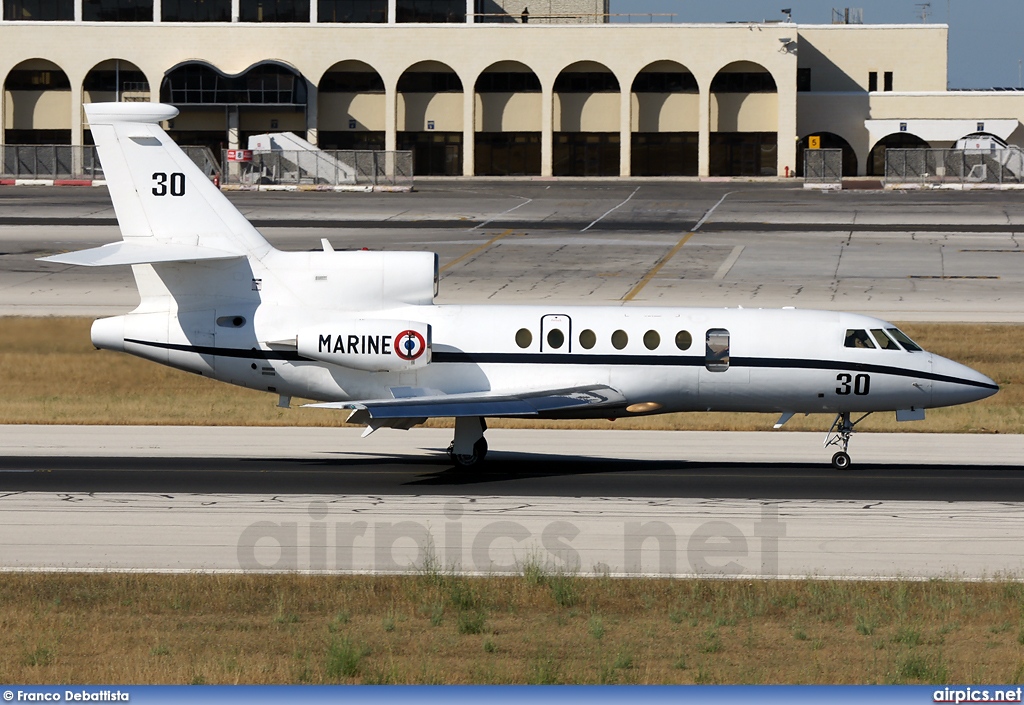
left=797, top=25, right=947, bottom=92
left=476, top=0, right=609, bottom=23
left=0, top=21, right=984, bottom=176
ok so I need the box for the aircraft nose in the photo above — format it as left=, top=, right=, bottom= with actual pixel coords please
left=930, top=353, right=998, bottom=407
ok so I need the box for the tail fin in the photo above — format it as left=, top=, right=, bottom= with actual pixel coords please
left=41, top=102, right=272, bottom=266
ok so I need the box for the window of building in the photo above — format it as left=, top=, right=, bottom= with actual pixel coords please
left=631, top=72, right=698, bottom=93
left=611, top=330, right=628, bottom=350
left=319, top=72, right=384, bottom=92
left=3, top=0, right=73, bottom=20
left=475, top=133, right=541, bottom=176
left=396, top=0, right=463, bottom=22
left=475, top=72, right=541, bottom=93
left=397, top=72, right=462, bottom=93
left=883, top=71, right=893, bottom=91
left=162, top=0, right=230, bottom=21
left=553, top=132, right=620, bottom=177
left=161, top=64, right=306, bottom=104
left=318, top=0, right=385, bottom=21
left=868, top=71, right=878, bottom=92
left=239, top=0, right=309, bottom=22
left=82, top=0, right=152, bottom=21
left=710, top=72, right=776, bottom=93
left=579, top=329, right=596, bottom=349
left=797, top=67, right=811, bottom=92
left=4, top=69, right=71, bottom=90
left=554, top=72, right=619, bottom=93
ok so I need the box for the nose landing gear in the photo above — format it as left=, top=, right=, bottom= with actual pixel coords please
left=824, top=411, right=872, bottom=470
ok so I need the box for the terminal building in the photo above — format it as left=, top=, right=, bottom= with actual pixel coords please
left=3, top=1, right=1024, bottom=177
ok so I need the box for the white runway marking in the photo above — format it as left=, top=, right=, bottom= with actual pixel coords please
left=692, top=191, right=733, bottom=231
left=713, top=245, right=745, bottom=280
left=581, top=186, right=641, bottom=232
left=471, top=197, right=532, bottom=231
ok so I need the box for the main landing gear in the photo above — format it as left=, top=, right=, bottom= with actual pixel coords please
left=447, top=416, right=488, bottom=468
left=824, top=411, right=872, bottom=470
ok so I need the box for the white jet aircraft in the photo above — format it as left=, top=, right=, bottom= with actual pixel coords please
left=42, top=103, right=999, bottom=470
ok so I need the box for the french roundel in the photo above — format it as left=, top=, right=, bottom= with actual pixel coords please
left=395, top=329, right=426, bottom=360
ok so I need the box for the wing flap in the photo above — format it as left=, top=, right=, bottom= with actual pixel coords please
left=306, top=385, right=626, bottom=423
left=39, top=241, right=245, bottom=267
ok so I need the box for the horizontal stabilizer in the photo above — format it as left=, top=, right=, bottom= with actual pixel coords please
left=39, top=241, right=245, bottom=267
left=306, top=385, right=626, bottom=423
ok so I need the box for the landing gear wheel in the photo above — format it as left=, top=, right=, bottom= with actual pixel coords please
left=450, top=438, right=488, bottom=468
left=831, top=451, right=851, bottom=470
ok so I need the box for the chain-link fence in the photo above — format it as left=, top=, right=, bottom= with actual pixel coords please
left=884, top=148, right=1024, bottom=186
left=220, top=149, right=413, bottom=188
left=1, top=145, right=102, bottom=179
left=1, top=144, right=220, bottom=183
left=803, top=148, right=843, bottom=185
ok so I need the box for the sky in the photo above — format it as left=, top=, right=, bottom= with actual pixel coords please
left=608, top=1, right=1024, bottom=89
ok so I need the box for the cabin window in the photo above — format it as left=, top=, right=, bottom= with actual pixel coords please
left=705, top=329, right=730, bottom=372
left=844, top=329, right=875, bottom=349
left=579, top=329, right=596, bottom=349
left=611, top=330, right=628, bottom=350
left=547, top=328, right=565, bottom=350
left=871, top=329, right=901, bottom=351
left=887, top=328, right=922, bottom=352
left=643, top=330, right=660, bottom=350
left=675, top=330, right=692, bottom=351
left=515, top=328, right=532, bottom=348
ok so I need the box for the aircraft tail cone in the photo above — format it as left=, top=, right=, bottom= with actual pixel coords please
left=91, top=316, right=126, bottom=353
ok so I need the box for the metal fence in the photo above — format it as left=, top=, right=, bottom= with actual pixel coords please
left=220, top=149, right=413, bottom=188
left=1, top=145, right=102, bottom=180
left=1, top=144, right=220, bottom=182
left=884, top=148, right=1024, bottom=186
left=803, top=148, right=843, bottom=185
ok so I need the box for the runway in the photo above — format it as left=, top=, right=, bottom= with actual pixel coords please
left=4, top=182, right=1024, bottom=319
left=2, top=427, right=1023, bottom=579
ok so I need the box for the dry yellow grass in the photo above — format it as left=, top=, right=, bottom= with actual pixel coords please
left=1, top=572, right=1023, bottom=684
left=0, top=317, right=1019, bottom=433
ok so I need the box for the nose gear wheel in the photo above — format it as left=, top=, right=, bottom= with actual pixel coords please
left=824, top=411, right=872, bottom=470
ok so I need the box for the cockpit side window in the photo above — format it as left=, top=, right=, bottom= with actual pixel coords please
left=887, top=328, right=922, bottom=352
left=870, top=329, right=901, bottom=350
left=844, top=329, right=875, bottom=349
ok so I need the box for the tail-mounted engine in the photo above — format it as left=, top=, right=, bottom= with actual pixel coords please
left=297, top=320, right=431, bottom=372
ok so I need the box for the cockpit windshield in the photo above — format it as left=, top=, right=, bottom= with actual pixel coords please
left=886, top=327, right=923, bottom=352
left=871, top=329, right=901, bottom=350
left=844, top=329, right=875, bottom=349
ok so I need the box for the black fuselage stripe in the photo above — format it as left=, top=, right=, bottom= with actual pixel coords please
left=122, top=339, right=997, bottom=391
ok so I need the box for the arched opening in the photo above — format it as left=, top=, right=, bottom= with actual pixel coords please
left=796, top=132, right=858, bottom=177
left=4, top=59, right=71, bottom=144
left=82, top=60, right=150, bottom=145
left=631, top=60, right=698, bottom=176
left=553, top=61, right=620, bottom=177
left=397, top=60, right=463, bottom=175
left=474, top=60, right=541, bottom=176
left=160, top=61, right=308, bottom=155
left=710, top=60, right=777, bottom=176
left=868, top=132, right=929, bottom=176
left=317, top=60, right=384, bottom=150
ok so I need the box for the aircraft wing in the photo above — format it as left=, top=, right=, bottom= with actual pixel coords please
left=306, top=385, right=626, bottom=424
